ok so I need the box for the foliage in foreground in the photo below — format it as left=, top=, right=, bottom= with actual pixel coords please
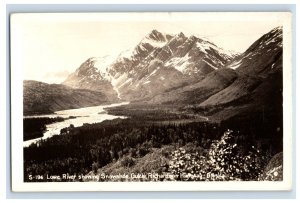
left=91, top=130, right=276, bottom=182
left=165, top=130, right=271, bottom=181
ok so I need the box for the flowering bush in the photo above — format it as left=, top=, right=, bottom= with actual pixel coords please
left=166, top=129, right=268, bottom=181
left=166, top=148, right=207, bottom=181
left=205, top=129, right=267, bottom=180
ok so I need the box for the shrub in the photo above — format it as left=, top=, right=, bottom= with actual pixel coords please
left=91, top=161, right=99, bottom=173
left=137, top=147, right=149, bottom=157
left=120, top=156, right=135, bottom=167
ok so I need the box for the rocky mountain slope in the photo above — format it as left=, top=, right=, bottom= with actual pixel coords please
left=199, top=26, right=283, bottom=108
left=228, top=26, right=283, bottom=76
left=24, top=80, right=110, bottom=115
left=63, top=29, right=238, bottom=101
left=143, top=27, right=283, bottom=112
left=62, top=57, right=119, bottom=101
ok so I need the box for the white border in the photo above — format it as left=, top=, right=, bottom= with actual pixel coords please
left=10, top=12, right=292, bottom=192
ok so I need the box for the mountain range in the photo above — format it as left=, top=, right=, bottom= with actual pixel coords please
left=24, top=26, right=283, bottom=119
left=62, top=29, right=238, bottom=101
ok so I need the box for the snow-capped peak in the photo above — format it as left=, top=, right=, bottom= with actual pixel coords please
left=92, top=55, right=117, bottom=72
left=115, top=30, right=172, bottom=61
left=195, top=37, right=239, bottom=59
left=139, top=30, right=171, bottom=49
left=146, top=29, right=168, bottom=42
left=64, top=29, right=245, bottom=101
left=117, top=49, right=132, bottom=59
left=174, top=32, right=185, bottom=39
left=85, top=56, right=117, bottom=81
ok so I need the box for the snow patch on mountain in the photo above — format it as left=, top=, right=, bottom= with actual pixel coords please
left=196, top=41, right=210, bottom=54
left=117, top=49, right=132, bottom=59
left=141, top=38, right=168, bottom=48
left=116, top=30, right=171, bottom=61
left=203, top=59, right=218, bottom=70
left=228, top=59, right=242, bottom=70
left=196, top=39, right=239, bottom=60
left=149, top=67, right=159, bottom=77
left=227, top=26, right=282, bottom=74
left=110, top=73, right=129, bottom=99
left=81, top=56, right=119, bottom=82
left=111, top=73, right=128, bottom=88
left=165, top=54, right=191, bottom=73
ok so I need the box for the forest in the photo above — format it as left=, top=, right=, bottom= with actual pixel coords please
left=23, top=105, right=283, bottom=182
left=23, top=117, right=65, bottom=141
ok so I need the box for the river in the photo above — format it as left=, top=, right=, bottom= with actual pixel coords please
left=23, top=102, right=129, bottom=147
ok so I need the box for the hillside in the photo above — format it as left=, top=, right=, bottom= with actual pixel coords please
left=23, top=80, right=110, bottom=115
left=148, top=68, right=238, bottom=104
left=194, top=27, right=283, bottom=123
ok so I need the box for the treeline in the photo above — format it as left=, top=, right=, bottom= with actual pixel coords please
left=24, top=115, right=281, bottom=182
left=23, top=117, right=65, bottom=141
left=106, top=104, right=195, bottom=121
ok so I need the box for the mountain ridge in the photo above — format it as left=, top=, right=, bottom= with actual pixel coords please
left=63, top=29, right=237, bottom=101
left=198, top=26, right=283, bottom=108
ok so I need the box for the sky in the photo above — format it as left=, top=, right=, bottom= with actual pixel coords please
left=11, top=13, right=285, bottom=84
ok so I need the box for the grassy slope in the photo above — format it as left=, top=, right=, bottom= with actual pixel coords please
left=147, top=68, right=238, bottom=105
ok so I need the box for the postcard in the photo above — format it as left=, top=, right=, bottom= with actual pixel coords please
left=10, top=12, right=292, bottom=191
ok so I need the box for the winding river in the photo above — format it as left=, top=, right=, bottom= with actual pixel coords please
left=23, top=102, right=129, bottom=147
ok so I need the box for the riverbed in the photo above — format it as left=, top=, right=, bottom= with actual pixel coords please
left=23, top=102, right=129, bottom=147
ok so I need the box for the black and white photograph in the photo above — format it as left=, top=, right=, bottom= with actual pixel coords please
left=10, top=12, right=292, bottom=191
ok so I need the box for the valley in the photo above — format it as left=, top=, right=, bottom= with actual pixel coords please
left=23, top=26, right=284, bottom=182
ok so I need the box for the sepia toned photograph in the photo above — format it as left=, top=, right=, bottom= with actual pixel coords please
left=10, top=12, right=292, bottom=191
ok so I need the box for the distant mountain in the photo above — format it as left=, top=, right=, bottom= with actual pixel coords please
left=24, top=80, right=110, bottom=115
left=63, top=29, right=237, bottom=101
left=62, top=56, right=119, bottom=101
